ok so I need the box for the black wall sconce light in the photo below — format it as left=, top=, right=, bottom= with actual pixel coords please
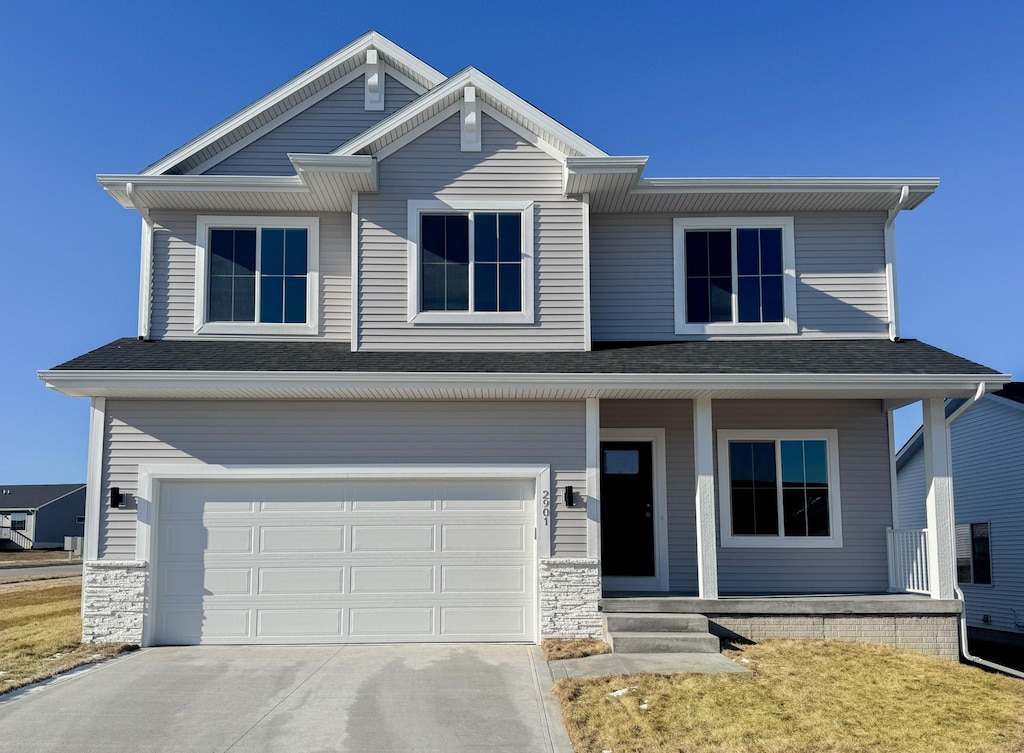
left=564, top=485, right=575, bottom=507
left=110, top=487, right=125, bottom=508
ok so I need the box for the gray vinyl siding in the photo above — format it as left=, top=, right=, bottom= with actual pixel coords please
left=590, top=212, right=889, bottom=340
left=897, top=397, right=1024, bottom=634
left=713, top=399, right=893, bottom=594
left=148, top=210, right=351, bottom=340
left=32, top=488, right=86, bottom=548
left=357, top=113, right=586, bottom=351
left=600, top=400, right=698, bottom=592
left=204, top=74, right=418, bottom=175
left=99, top=400, right=587, bottom=560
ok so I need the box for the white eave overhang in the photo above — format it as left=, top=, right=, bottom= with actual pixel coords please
left=564, top=158, right=940, bottom=213
left=98, top=155, right=376, bottom=213
left=39, top=369, right=1007, bottom=404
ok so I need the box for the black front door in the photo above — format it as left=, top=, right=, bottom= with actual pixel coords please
left=600, top=441, right=655, bottom=577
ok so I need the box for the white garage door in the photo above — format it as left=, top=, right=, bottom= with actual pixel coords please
left=153, top=478, right=536, bottom=645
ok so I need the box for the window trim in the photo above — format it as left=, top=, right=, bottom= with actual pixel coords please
left=717, top=429, right=843, bottom=549
left=407, top=199, right=535, bottom=325
left=194, top=215, right=320, bottom=336
left=673, top=216, right=797, bottom=335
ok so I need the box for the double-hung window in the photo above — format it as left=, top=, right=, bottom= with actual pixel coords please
left=717, top=430, right=843, bottom=548
left=673, top=217, right=796, bottom=335
left=955, top=522, right=992, bottom=585
left=194, top=216, right=319, bottom=335
left=407, top=200, right=535, bottom=324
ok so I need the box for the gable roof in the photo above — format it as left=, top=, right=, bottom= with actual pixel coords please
left=332, top=67, right=607, bottom=161
left=142, top=31, right=445, bottom=177
left=0, top=484, right=85, bottom=513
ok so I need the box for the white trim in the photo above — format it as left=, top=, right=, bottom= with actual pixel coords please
left=717, top=429, right=844, bottom=549
left=599, top=428, right=670, bottom=592
left=693, top=398, right=719, bottom=598
left=137, top=217, right=154, bottom=339
left=143, top=32, right=444, bottom=176
left=461, top=86, right=480, bottom=152
left=84, top=398, right=105, bottom=562
left=884, top=186, right=909, bottom=340
left=187, top=67, right=367, bottom=175
left=193, top=215, right=320, bottom=336
left=406, top=199, right=536, bottom=325
left=478, top=103, right=571, bottom=164
left=134, top=462, right=550, bottom=648
left=923, top=397, right=956, bottom=599
left=888, top=409, right=900, bottom=528
left=370, top=102, right=462, bottom=162
left=673, top=216, right=798, bottom=336
left=364, top=49, right=384, bottom=111
left=350, top=192, right=360, bottom=351
left=585, top=398, right=601, bottom=559
left=581, top=193, right=592, bottom=351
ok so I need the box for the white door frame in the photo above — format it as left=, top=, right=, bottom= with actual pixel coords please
left=599, top=429, right=670, bottom=592
left=135, top=463, right=551, bottom=648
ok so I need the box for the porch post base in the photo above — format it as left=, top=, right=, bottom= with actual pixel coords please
left=82, top=560, right=148, bottom=644
left=539, top=558, right=602, bottom=639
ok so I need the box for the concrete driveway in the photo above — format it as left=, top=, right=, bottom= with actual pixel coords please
left=0, top=644, right=572, bottom=753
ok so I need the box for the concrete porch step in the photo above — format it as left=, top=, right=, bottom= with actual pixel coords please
left=607, top=631, right=721, bottom=654
left=604, top=612, right=709, bottom=633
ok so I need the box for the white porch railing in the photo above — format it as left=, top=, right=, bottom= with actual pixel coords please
left=887, top=527, right=930, bottom=594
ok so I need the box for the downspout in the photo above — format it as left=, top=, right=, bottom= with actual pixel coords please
left=126, top=182, right=154, bottom=340
left=884, top=185, right=909, bottom=341
left=944, top=383, right=1024, bottom=678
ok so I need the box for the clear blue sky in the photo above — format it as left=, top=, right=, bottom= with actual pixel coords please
left=1, top=1, right=1021, bottom=483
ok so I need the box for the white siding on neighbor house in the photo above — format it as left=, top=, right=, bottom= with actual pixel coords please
left=99, top=400, right=587, bottom=561
left=713, top=399, right=894, bottom=594
left=204, top=74, right=418, bottom=175
left=357, top=113, right=587, bottom=351
left=589, top=212, right=889, bottom=340
left=148, top=210, right=351, bottom=340
left=898, top=397, right=1024, bottom=634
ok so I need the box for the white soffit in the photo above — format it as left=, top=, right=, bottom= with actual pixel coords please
left=141, top=32, right=445, bottom=177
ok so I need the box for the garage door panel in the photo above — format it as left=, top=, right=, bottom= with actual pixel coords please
left=155, top=478, right=536, bottom=645
left=258, top=567, right=344, bottom=595
left=259, top=526, right=344, bottom=553
left=351, top=525, right=435, bottom=552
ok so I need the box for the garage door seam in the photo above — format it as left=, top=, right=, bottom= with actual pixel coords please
left=219, top=645, right=347, bottom=753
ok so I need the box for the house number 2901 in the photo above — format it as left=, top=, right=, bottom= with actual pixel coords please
left=541, top=489, right=550, bottom=525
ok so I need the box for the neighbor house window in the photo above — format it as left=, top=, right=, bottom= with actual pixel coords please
left=673, top=217, right=796, bottom=335
left=194, top=216, right=319, bottom=335
left=10, top=513, right=26, bottom=531
left=407, top=200, right=535, bottom=324
left=956, top=522, right=991, bottom=585
left=717, top=430, right=843, bottom=548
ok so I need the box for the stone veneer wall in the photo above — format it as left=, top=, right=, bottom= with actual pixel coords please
left=539, top=558, right=602, bottom=639
left=82, top=561, right=148, bottom=644
left=708, top=614, right=960, bottom=660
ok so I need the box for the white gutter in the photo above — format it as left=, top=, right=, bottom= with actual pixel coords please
left=939, top=382, right=1024, bottom=678
left=884, top=185, right=911, bottom=341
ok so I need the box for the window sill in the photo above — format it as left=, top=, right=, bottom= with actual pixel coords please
left=195, top=322, right=317, bottom=336
left=720, top=535, right=843, bottom=549
left=410, top=311, right=535, bottom=325
left=675, top=321, right=798, bottom=336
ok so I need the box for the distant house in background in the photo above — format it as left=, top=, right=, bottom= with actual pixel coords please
left=0, top=484, right=86, bottom=550
left=896, top=383, right=1024, bottom=647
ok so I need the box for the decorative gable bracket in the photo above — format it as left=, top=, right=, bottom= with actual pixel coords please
left=365, top=49, right=384, bottom=111
left=461, top=86, right=481, bottom=152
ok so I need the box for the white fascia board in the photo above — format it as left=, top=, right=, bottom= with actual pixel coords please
left=39, top=369, right=1009, bottom=399
left=634, top=176, right=940, bottom=200
left=141, top=32, right=445, bottom=177
left=333, top=67, right=607, bottom=160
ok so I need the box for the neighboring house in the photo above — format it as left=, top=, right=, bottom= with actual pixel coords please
left=0, top=484, right=86, bottom=550
left=896, top=383, right=1024, bottom=647
left=39, top=32, right=1010, bottom=657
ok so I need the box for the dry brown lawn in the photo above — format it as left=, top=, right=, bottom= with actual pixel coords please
left=0, top=550, right=81, bottom=568
left=543, top=639, right=612, bottom=661
left=0, top=579, right=130, bottom=694
left=554, top=639, right=1024, bottom=753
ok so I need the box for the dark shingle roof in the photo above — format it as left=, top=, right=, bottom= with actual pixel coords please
left=994, top=382, right=1024, bottom=405
left=51, top=338, right=1000, bottom=376
left=0, top=484, right=85, bottom=512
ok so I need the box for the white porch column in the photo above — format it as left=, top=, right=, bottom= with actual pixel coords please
left=923, top=397, right=956, bottom=599
left=585, top=398, right=601, bottom=560
left=693, top=398, right=719, bottom=599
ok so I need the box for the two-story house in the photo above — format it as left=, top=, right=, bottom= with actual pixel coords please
left=40, top=32, right=1008, bottom=657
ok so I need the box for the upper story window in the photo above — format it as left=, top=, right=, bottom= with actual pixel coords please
left=673, top=217, right=797, bottom=336
left=407, top=200, right=535, bottom=325
left=717, top=429, right=843, bottom=548
left=194, top=216, right=319, bottom=336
